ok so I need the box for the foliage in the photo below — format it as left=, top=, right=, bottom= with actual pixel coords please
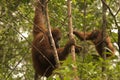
left=0, top=0, right=119, bottom=80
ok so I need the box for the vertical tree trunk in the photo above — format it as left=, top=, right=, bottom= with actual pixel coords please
left=101, top=0, right=107, bottom=79
left=45, top=0, right=60, bottom=67
left=67, top=0, right=79, bottom=80
left=101, top=0, right=120, bottom=54
left=102, top=0, right=107, bottom=59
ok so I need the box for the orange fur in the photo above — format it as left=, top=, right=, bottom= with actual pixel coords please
left=32, top=0, right=81, bottom=79
left=73, top=30, right=115, bottom=57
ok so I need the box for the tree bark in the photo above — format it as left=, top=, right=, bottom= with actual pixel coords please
left=101, top=0, right=107, bottom=79
left=101, top=0, right=107, bottom=59
left=45, top=0, right=60, bottom=67
left=67, top=0, right=79, bottom=80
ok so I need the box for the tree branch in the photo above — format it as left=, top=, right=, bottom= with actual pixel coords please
left=45, top=0, right=60, bottom=67
left=67, top=0, right=79, bottom=80
left=101, top=0, right=107, bottom=78
left=101, top=0, right=120, bottom=27
left=101, top=0, right=120, bottom=53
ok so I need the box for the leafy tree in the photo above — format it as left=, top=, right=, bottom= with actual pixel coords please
left=0, top=0, right=119, bottom=80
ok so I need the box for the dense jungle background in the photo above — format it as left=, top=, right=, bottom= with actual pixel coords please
left=0, top=0, right=120, bottom=80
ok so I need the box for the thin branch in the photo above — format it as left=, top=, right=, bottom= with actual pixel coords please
left=115, top=7, right=120, bottom=16
left=67, top=0, right=79, bottom=80
left=101, top=0, right=120, bottom=27
left=101, top=0, right=115, bottom=17
left=5, top=47, right=27, bottom=80
left=4, top=23, right=55, bottom=80
left=45, top=0, right=60, bottom=67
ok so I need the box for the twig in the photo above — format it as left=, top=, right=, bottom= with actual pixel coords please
left=115, top=7, right=120, bottom=16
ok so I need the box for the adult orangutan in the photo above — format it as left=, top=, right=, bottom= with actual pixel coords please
left=73, top=30, right=115, bottom=57
left=32, top=0, right=82, bottom=79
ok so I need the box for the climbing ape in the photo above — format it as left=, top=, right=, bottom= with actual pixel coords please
left=73, top=30, right=115, bottom=57
left=32, top=0, right=81, bottom=79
